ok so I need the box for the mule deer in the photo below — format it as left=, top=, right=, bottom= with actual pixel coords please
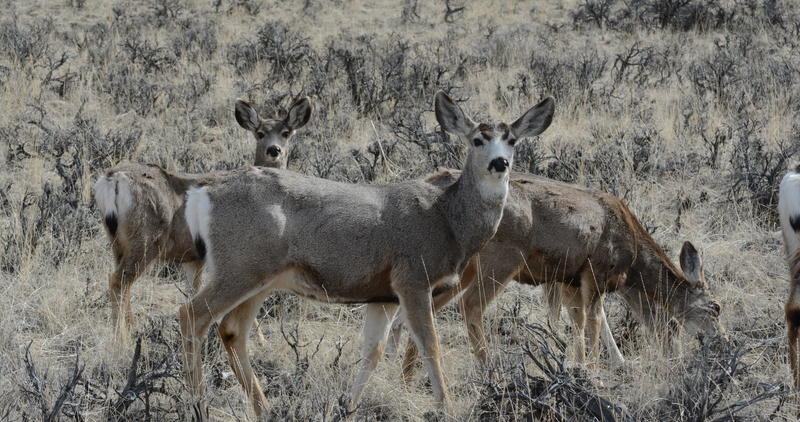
left=394, top=170, right=722, bottom=379
left=178, top=92, right=555, bottom=417
left=779, top=164, right=800, bottom=387
left=93, top=97, right=312, bottom=340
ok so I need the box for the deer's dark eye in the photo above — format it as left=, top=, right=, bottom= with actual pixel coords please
left=256, top=131, right=265, bottom=138
left=281, top=130, right=291, bottom=138
left=473, top=138, right=483, bottom=147
left=508, top=138, right=517, bottom=146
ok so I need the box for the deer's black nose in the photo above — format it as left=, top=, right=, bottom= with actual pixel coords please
left=488, top=157, right=509, bottom=173
left=710, top=302, right=720, bottom=316
left=266, top=145, right=281, bottom=158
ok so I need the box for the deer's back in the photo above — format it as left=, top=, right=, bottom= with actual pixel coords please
left=205, top=168, right=465, bottom=297
left=426, top=169, right=640, bottom=286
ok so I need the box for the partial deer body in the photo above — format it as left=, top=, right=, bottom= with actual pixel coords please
left=93, top=98, right=311, bottom=340
left=394, top=170, right=722, bottom=378
left=779, top=164, right=800, bottom=387
left=178, top=92, right=554, bottom=417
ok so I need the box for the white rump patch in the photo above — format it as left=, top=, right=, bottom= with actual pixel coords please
left=93, top=172, right=133, bottom=218
left=779, top=169, right=800, bottom=256
left=185, top=186, right=215, bottom=277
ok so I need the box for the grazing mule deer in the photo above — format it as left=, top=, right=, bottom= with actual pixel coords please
left=179, top=92, right=555, bottom=417
left=393, top=171, right=722, bottom=379
left=93, top=97, right=312, bottom=340
left=779, top=164, right=800, bottom=387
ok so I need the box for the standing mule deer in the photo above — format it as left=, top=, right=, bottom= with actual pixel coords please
left=393, top=171, right=723, bottom=379
left=779, top=164, right=800, bottom=387
left=93, top=97, right=312, bottom=340
left=178, top=91, right=555, bottom=418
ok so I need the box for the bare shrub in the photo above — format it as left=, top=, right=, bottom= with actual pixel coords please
left=475, top=324, right=628, bottom=421
left=18, top=342, right=85, bottom=421
left=98, top=62, right=171, bottom=116
left=171, top=19, right=218, bottom=61
left=729, top=120, right=800, bottom=210
left=529, top=45, right=609, bottom=103
left=227, top=21, right=314, bottom=79
left=650, top=336, right=787, bottom=420
left=0, top=16, right=54, bottom=66
left=572, top=0, right=617, bottom=29
left=120, top=34, right=177, bottom=74
left=105, top=337, right=187, bottom=421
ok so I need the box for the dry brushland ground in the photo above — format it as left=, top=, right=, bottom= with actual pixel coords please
left=1, top=0, right=800, bottom=420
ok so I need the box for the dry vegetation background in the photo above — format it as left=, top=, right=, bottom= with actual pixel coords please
left=1, top=0, right=800, bottom=420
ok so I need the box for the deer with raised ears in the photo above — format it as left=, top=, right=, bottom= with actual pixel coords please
left=178, top=91, right=555, bottom=418
left=393, top=171, right=723, bottom=379
left=235, top=97, right=312, bottom=168
left=779, top=164, right=800, bottom=387
left=93, top=97, right=312, bottom=341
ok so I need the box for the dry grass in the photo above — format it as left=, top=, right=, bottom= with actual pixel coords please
left=1, top=0, right=799, bottom=420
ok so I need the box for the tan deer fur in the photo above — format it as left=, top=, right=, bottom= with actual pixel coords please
left=178, top=92, right=555, bottom=418
left=93, top=97, right=312, bottom=340
left=395, top=170, right=723, bottom=380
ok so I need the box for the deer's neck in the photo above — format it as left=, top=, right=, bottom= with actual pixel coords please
left=628, top=240, right=692, bottom=316
left=443, top=156, right=508, bottom=257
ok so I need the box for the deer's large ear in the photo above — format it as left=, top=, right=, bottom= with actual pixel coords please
left=286, top=97, right=312, bottom=130
left=235, top=99, right=259, bottom=131
left=510, top=97, right=555, bottom=139
left=679, top=241, right=704, bottom=284
left=434, top=91, right=475, bottom=138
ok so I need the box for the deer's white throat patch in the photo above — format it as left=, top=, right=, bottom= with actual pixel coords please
left=478, top=172, right=509, bottom=202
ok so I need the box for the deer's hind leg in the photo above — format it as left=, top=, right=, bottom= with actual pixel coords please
left=458, top=256, right=517, bottom=368
left=108, top=242, right=158, bottom=341
left=578, top=269, right=609, bottom=367
left=561, top=284, right=587, bottom=364
left=179, top=270, right=268, bottom=421
left=181, top=261, right=203, bottom=292
left=217, top=289, right=272, bottom=416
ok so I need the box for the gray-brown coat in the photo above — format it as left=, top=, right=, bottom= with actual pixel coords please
left=178, top=92, right=555, bottom=418
left=396, top=169, right=723, bottom=378
left=93, top=97, right=312, bottom=339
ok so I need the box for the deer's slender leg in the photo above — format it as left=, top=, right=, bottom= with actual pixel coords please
left=182, top=261, right=203, bottom=292
left=598, top=304, right=625, bottom=366
left=395, top=278, right=449, bottom=408
left=385, top=309, right=405, bottom=361
left=217, top=289, right=272, bottom=417
left=562, top=285, right=587, bottom=364
left=400, top=259, right=478, bottom=383
left=579, top=269, right=605, bottom=367
left=786, top=278, right=800, bottom=388
left=459, top=267, right=515, bottom=368
left=349, top=303, right=399, bottom=411
left=179, top=273, right=265, bottom=421
left=109, top=253, right=154, bottom=341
